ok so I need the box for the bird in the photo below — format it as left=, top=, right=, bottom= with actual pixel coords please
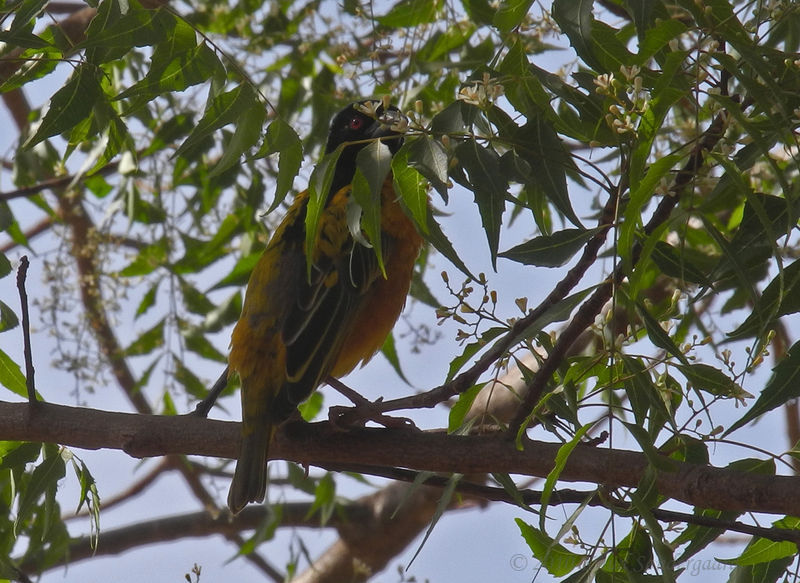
left=226, top=100, right=423, bottom=514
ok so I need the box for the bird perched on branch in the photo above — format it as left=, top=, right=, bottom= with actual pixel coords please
left=227, top=100, right=423, bottom=514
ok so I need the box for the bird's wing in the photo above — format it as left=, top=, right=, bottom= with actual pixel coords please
left=276, top=185, right=385, bottom=415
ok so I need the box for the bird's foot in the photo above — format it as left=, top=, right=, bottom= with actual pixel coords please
left=328, top=403, right=415, bottom=430
left=325, top=376, right=416, bottom=430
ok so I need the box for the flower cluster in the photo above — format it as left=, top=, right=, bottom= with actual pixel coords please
left=593, top=65, right=651, bottom=139
left=457, top=72, right=505, bottom=108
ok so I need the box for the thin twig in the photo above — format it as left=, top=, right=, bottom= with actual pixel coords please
left=0, top=157, right=122, bottom=202
left=192, top=366, right=229, bottom=417
left=320, top=462, right=800, bottom=544
left=334, top=189, right=620, bottom=424
left=15, top=256, right=36, bottom=404
left=506, top=104, right=732, bottom=437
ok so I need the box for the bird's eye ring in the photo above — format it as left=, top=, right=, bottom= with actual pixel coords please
left=349, top=117, right=364, bottom=130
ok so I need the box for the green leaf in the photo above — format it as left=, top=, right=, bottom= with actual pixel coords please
left=499, top=228, right=600, bottom=267
left=71, top=456, right=100, bottom=539
left=118, top=238, right=169, bottom=277
left=676, top=363, right=748, bottom=400
left=119, top=43, right=223, bottom=104
left=124, top=319, right=165, bottom=356
left=461, top=0, right=494, bottom=25
left=77, top=5, right=175, bottom=54
left=628, top=49, right=688, bottom=193
left=9, top=0, right=49, bottom=32
left=210, top=102, right=266, bottom=177
left=515, top=286, right=597, bottom=339
left=493, top=0, right=535, bottom=33
left=174, top=84, right=259, bottom=159
left=727, top=340, right=800, bottom=434
left=0, top=300, right=19, bottom=332
left=448, top=383, right=482, bottom=432
left=351, top=140, right=395, bottom=274
left=516, top=117, right=581, bottom=227
left=392, top=146, right=429, bottom=232
left=0, top=347, right=27, bottom=397
left=0, top=41, right=60, bottom=93
left=673, top=508, right=741, bottom=564
left=650, top=241, right=713, bottom=286
left=552, top=0, right=598, bottom=70
left=719, top=535, right=797, bottom=566
left=622, top=356, right=676, bottom=436
left=182, top=326, right=226, bottom=362
left=179, top=278, right=216, bottom=315
left=381, top=332, right=411, bottom=385
left=726, top=554, right=793, bottom=582
left=423, top=206, right=476, bottom=279
left=454, top=140, right=507, bottom=268
left=446, top=326, right=505, bottom=382
left=210, top=252, right=261, bottom=290
left=430, top=100, right=479, bottom=136
left=589, top=20, right=637, bottom=71
left=0, top=27, right=50, bottom=49
left=126, top=188, right=166, bottom=224
left=24, top=65, right=102, bottom=149
left=406, top=135, right=449, bottom=200
left=627, top=488, right=675, bottom=578
left=0, top=253, right=12, bottom=277
left=636, top=17, right=687, bottom=63
left=417, top=22, right=476, bottom=62
left=729, top=258, right=800, bottom=339
left=174, top=359, right=209, bottom=400
left=497, top=46, right=553, bottom=119
left=702, top=216, right=761, bottom=314
left=621, top=152, right=683, bottom=269
left=636, top=302, right=690, bottom=366
left=305, top=147, right=343, bottom=276
left=539, top=423, right=594, bottom=531
left=601, top=525, right=652, bottom=573
left=259, top=119, right=303, bottom=213
left=378, top=0, right=441, bottom=27
left=174, top=214, right=241, bottom=274
left=407, top=473, right=460, bottom=567
left=298, top=391, right=323, bottom=422
left=0, top=441, right=41, bottom=470
left=15, top=445, right=66, bottom=537
left=307, top=472, right=336, bottom=525
left=515, top=518, right=584, bottom=577
left=491, top=472, right=535, bottom=511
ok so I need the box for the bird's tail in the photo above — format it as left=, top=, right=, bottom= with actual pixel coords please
left=228, top=408, right=275, bottom=514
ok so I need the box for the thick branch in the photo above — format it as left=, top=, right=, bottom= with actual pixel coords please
left=23, top=503, right=366, bottom=573
left=1, top=400, right=799, bottom=517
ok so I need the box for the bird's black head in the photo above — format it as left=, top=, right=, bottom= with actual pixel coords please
left=325, top=100, right=406, bottom=196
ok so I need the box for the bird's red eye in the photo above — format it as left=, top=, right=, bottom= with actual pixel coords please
left=349, top=117, right=364, bottom=130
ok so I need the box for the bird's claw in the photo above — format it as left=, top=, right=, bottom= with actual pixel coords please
left=328, top=404, right=416, bottom=430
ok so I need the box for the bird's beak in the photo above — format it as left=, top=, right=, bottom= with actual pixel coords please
left=374, top=108, right=408, bottom=136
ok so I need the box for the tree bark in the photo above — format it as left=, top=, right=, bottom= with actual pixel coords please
left=1, top=399, right=797, bottom=516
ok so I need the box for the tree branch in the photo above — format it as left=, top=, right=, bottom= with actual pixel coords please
left=1, top=400, right=799, bottom=517
left=336, top=184, right=620, bottom=421
left=22, top=503, right=365, bottom=574
left=507, top=103, right=731, bottom=436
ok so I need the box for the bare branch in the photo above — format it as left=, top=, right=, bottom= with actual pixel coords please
left=1, top=400, right=799, bottom=517
left=15, top=257, right=37, bottom=404
left=24, top=503, right=365, bottom=574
